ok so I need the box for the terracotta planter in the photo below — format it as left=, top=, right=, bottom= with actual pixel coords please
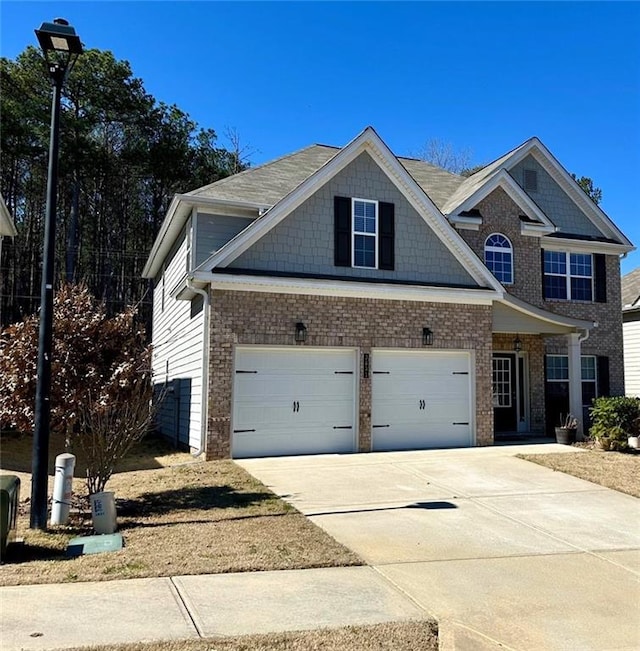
left=555, top=427, right=577, bottom=445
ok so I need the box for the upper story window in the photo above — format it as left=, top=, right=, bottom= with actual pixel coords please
left=352, top=199, right=378, bottom=268
left=484, top=233, right=513, bottom=284
left=334, top=196, right=394, bottom=271
left=543, top=250, right=593, bottom=301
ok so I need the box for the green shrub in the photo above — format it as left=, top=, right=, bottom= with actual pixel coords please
left=589, top=396, right=640, bottom=449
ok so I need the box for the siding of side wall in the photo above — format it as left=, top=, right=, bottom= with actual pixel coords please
left=229, top=152, right=478, bottom=287
left=206, top=290, right=494, bottom=459
left=195, top=213, right=255, bottom=267
left=623, top=311, right=640, bottom=397
left=151, top=223, right=205, bottom=449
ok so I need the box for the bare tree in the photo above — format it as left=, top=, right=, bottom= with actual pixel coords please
left=224, top=126, right=257, bottom=174
left=411, top=138, right=474, bottom=174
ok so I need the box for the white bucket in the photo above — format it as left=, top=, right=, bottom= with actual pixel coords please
left=90, top=491, right=117, bottom=534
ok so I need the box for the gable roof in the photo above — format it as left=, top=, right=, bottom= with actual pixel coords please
left=188, top=144, right=466, bottom=213
left=143, top=129, right=634, bottom=279
left=444, top=137, right=633, bottom=249
left=197, top=126, right=503, bottom=293
left=622, top=267, right=640, bottom=309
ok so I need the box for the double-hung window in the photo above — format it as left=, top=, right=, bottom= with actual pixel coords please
left=543, top=251, right=593, bottom=301
left=352, top=199, right=377, bottom=269
left=546, top=354, right=597, bottom=406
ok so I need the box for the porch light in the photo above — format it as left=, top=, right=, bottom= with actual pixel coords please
left=422, top=327, right=434, bottom=346
left=513, top=335, right=522, bottom=352
left=295, top=322, right=307, bottom=343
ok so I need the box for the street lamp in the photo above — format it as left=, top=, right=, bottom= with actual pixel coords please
left=30, top=18, right=83, bottom=530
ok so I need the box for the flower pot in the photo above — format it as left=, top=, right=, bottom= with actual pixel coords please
left=555, top=427, right=577, bottom=445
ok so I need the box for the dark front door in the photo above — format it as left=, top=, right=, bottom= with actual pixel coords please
left=493, top=353, right=518, bottom=432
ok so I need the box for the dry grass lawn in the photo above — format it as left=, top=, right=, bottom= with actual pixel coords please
left=66, top=621, right=439, bottom=651
left=519, top=448, right=640, bottom=497
left=0, top=434, right=361, bottom=586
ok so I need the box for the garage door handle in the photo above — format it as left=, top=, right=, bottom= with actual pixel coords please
left=292, top=401, right=300, bottom=412
left=419, top=399, right=426, bottom=410
left=233, top=429, right=256, bottom=433
left=333, top=426, right=352, bottom=430
left=372, top=424, right=390, bottom=428
left=452, top=422, right=469, bottom=425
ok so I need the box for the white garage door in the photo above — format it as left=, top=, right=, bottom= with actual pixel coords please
left=372, top=349, right=473, bottom=451
left=232, top=347, right=357, bottom=458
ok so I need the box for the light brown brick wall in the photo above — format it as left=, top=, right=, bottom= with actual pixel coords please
left=461, top=187, right=543, bottom=306
left=206, top=290, right=494, bottom=459
left=460, top=188, right=624, bottom=400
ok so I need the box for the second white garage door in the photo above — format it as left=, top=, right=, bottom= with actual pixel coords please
left=372, top=349, right=473, bottom=451
left=232, top=347, right=357, bottom=458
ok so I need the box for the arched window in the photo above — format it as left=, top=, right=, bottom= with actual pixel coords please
left=485, top=233, right=513, bottom=284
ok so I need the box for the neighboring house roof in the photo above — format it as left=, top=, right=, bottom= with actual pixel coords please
left=622, top=267, right=640, bottom=309
left=0, top=194, right=17, bottom=237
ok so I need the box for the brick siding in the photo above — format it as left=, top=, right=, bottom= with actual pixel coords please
left=206, top=290, right=493, bottom=459
left=460, top=187, right=624, bottom=426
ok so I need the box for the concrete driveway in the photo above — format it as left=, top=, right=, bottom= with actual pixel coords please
left=238, top=444, right=640, bottom=651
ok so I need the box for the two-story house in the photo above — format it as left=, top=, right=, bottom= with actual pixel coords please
left=142, top=127, right=633, bottom=459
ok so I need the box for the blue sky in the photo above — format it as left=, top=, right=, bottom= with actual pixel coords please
left=2, top=1, right=639, bottom=272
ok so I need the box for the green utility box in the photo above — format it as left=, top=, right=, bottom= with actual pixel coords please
left=0, top=475, right=20, bottom=560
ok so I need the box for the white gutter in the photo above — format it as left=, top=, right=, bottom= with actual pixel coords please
left=187, top=278, right=210, bottom=458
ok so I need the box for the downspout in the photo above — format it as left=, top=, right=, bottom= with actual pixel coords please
left=187, top=278, right=210, bottom=457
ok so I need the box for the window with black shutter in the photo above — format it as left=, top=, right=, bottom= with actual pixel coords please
left=334, top=196, right=395, bottom=270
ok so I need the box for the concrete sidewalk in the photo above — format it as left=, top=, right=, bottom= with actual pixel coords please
left=0, top=566, right=426, bottom=650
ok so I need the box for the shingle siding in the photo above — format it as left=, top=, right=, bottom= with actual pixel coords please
left=229, top=152, right=478, bottom=287
left=510, top=155, right=602, bottom=237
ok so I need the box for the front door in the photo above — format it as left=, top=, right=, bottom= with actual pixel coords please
left=492, top=353, right=518, bottom=432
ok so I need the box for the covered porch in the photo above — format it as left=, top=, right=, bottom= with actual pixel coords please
left=492, top=295, right=596, bottom=440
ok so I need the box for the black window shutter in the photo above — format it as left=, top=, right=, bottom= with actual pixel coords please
left=597, top=356, right=610, bottom=397
left=594, top=254, right=607, bottom=303
left=378, top=202, right=395, bottom=270
left=541, top=248, right=546, bottom=300
left=334, top=196, right=351, bottom=267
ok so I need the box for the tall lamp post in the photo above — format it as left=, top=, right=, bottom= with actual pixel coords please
left=30, top=19, right=83, bottom=530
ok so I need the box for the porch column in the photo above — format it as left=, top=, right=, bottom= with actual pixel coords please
left=567, top=332, right=583, bottom=439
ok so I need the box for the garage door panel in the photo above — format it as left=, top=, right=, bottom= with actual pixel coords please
left=372, top=350, right=472, bottom=451
left=232, top=347, right=356, bottom=458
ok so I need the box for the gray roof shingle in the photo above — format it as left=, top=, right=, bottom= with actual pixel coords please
left=188, top=144, right=467, bottom=211
left=622, top=267, right=640, bottom=308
